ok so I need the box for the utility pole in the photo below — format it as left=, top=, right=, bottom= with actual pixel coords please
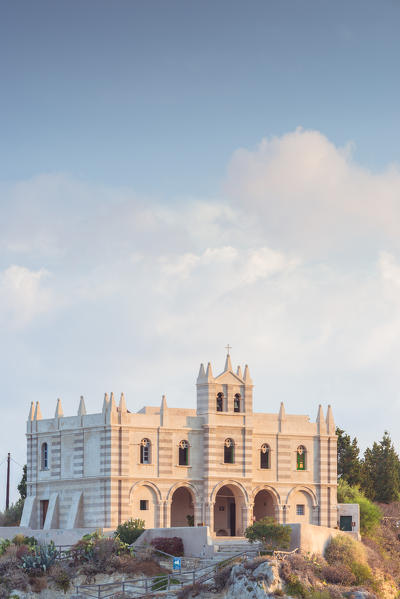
left=6, top=453, right=10, bottom=511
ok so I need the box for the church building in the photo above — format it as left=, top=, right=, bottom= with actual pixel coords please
left=21, top=353, right=337, bottom=536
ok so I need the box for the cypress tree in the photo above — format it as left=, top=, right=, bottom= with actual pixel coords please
left=336, top=427, right=362, bottom=486
left=362, top=431, right=400, bottom=503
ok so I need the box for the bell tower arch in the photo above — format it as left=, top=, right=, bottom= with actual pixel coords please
left=196, top=352, right=253, bottom=416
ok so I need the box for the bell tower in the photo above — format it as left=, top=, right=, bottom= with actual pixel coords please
left=196, top=351, right=253, bottom=416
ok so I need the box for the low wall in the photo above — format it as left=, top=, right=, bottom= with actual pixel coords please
left=289, top=523, right=360, bottom=555
left=134, top=526, right=214, bottom=557
left=0, top=527, right=98, bottom=545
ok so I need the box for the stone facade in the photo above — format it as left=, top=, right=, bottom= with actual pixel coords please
left=21, top=354, right=337, bottom=536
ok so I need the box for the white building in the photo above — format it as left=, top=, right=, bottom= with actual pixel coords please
left=21, top=354, right=338, bottom=536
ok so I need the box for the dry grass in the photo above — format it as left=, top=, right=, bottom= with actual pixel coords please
left=176, top=582, right=208, bottom=598
left=213, top=565, right=233, bottom=591
left=363, top=504, right=400, bottom=586
left=29, top=574, right=48, bottom=593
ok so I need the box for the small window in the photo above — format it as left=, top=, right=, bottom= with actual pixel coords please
left=41, top=442, right=48, bottom=470
left=179, top=440, right=189, bottom=465
left=216, top=392, right=224, bottom=412
left=140, top=500, right=149, bottom=510
left=296, top=445, right=306, bottom=470
left=296, top=504, right=305, bottom=516
left=234, top=393, right=241, bottom=413
left=140, top=438, right=151, bottom=464
left=224, top=438, right=235, bottom=464
left=260, top=443, right=270, bottom=469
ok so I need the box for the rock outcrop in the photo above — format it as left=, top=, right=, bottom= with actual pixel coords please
left=221, top=559, right=282, bottom=598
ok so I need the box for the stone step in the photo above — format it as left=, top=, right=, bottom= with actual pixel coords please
left=214, top=541, right=262, bottom=554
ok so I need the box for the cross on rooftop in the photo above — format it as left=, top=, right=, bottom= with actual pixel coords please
left=225, top=344, right=232, bottom=355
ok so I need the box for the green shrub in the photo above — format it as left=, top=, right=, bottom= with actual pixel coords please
left=284, top=573, right=308, bottom=597
left=324, top=534, right=375, bottom=591
left=72, top=530, right=102, bottom=561
left=308, top=592, right=331, bottom=599
left=321, top=563, right=355, bottom=585
left=245, top=517, right=291, bottom=550
left=93, top=537, right=120, bottom=564
left=0, top=500, right=24, bottom=526
left=12, top=534, right=36, bottom=547
left=114, top=518, right=145, bottom=545
left=324, top=535, right=365, bottom=568
left=50, top=564, right=71, bottom=594
left=350, top=561, right=373, bottom=585
left=338, top=479, right=382, bottom=535
left=0, top=539, right=11, bottom=555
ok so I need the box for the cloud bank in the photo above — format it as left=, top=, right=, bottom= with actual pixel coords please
left=2, top=128, right=400, bottom=501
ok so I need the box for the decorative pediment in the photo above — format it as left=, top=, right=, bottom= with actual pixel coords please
left=214, top=371, right=244, bottom=385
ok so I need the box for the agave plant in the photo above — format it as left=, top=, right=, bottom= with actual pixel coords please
left=20, top=543, right=58, bottom=573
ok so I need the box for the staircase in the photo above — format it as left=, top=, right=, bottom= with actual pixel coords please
left=212, top=537, right=263, bottom=560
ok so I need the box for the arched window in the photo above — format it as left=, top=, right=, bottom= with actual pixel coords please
left=224, top=438, right=235, bottom=464
left=216, top=392, right=224, bottom=412
left=140, top=438, right=151, bottom=464
left=296, top=445, right=306, bottom=471
left=41, top=442, right=48, bottom=470
left=179, top=440, right=189, bottom=465
left=234, top=393, right=241, bottom=413
left=260, top=443, right=270, bottom=469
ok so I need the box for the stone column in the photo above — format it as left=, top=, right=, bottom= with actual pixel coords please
left=157, top=501, right=165, bottom=528
left=194, top=501, right=203, bottom=527
left=280, top=504, right=289, bottom=524
left=241, top=503, right=252, bottom=535
left=205, top=501, right=214, bottom=534
left=274, top=503, right=283, bottom=524
left=163, top=500, right=171, bottom=529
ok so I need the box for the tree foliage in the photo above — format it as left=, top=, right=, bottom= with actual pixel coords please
left=337, top=427, right=400, bottom=505
left=18, top=465, right=27, bottom=501
left=336, top=427, right=362, bottom=487
left=362, top=431, right=400, bottom=503
left=337, top=479, right=382, bottom=535
left=114, top=518, right=145, bottom=545
left=245, top=517, right=291, bottom=550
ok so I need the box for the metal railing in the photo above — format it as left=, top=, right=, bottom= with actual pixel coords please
left=71, top=546, right=299, bottom=598
left=73, top=548, right=260, bottom=598
left=74, top=568, right=213, bottom=599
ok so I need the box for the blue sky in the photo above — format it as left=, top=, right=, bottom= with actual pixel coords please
left=2, top=1, right=400, bottom=194
left=1, top=1, right=400, bottom=502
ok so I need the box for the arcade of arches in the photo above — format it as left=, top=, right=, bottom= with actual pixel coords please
left=130, top=482, right=317, bottom=536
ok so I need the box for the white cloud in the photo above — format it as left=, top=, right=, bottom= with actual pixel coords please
left=0, top=265, right=53, bottom=326
left=4, top=131, right=400, bottom=472
left=225, top=128, right=400, bottom=256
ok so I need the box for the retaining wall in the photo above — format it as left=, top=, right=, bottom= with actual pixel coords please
left=289, top=523, right=360, bottom=554
left=0, top=526, right=98, bottom=545
left=134, top=526, right=214, bottom=557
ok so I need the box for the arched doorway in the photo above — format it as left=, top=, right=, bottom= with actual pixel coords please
left=253, top=489, right=277, bottom=521
left=171, top=487, right=194, bottom=527
left=288, top=489, right=315, bottom=524
left=213, top=484, right=246, bottom=537
left=130, top=484, right=159, bottom=528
